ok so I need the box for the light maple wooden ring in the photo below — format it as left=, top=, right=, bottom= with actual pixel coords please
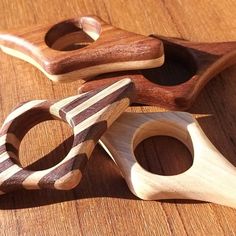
left=0, top=79, right=135, bottom=194
left=100, top=112, right=236, bottom=208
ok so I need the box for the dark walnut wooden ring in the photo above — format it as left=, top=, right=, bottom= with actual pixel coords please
left=0, top=15, right=164, bottom=83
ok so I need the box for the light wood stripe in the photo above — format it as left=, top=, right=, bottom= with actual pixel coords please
left=0, top=45, right=164, bottom=83
left=21, top=100, right=125, bottom=189
left=61, top=145, right=86, bottom=163
left=0, top=78, right=134, bottom=193
left=22, top=140, right=92, bottom=189
left=0, top=151, right=18, bottom=163
left=0, top=152, right=10, bottom=163
left=74, top=105, right=109, bottom=134
left=0, top=34, right=40, bottom=53
left=3, top=100, right=46, bottom=125
left=13, top=103, right=109, bottom=189
left=0, top=134, right=8, bottom=146
left=49, top=94, right=84, bottom=118
left=54, top=170, right=82, bottom=190
left=0, top=164, right=22, bottom=185
left=65, top=79, right=131, bottom=124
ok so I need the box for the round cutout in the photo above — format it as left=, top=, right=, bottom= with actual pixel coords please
left=142, top=42, right=197, bottom=86
left=19, top=120, right=73, bottom=170
left=135, top=135, right=193, bottom=176
left=45, top=19, right=101, bottom=51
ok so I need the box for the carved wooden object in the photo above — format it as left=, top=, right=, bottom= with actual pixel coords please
left=0, top=79, right=134, bottom=194
left=80, top=35, right=236, bottom=110
left=100, top=111, right=236, bottom=208
left=0, top=16, right=164, bottom=82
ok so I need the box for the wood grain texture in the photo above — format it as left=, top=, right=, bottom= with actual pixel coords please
left=0, top=0, right=236, bottom=235
left=100, top=111, right=236, bottom=208
left=79, top=35, right=236, bottom=110
left=0, top=79, right=134, bottom=194
left=0, top=15, right=164, bottom=82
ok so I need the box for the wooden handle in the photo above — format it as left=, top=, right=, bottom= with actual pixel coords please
left=0, top=79, right=135, bottom=194
left=79, top=36, right=236, bottom=110
left=100, top=112, right=236, bottom=208
left=0, top=16, right=164, bottom=83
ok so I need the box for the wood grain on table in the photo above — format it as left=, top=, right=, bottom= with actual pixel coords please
left=0, top=0, right=236, bottom=235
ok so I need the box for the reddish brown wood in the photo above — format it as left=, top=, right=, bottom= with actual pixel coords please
left=0, top=16, right=163, bottom=81
left=79, top=35, right=236, bottom=110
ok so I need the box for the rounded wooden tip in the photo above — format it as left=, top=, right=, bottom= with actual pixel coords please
left=100, top=111, right=236, bottom=208
left=0, top=15, right=164, bottom=83
left=78, top=35, right=236, bottom=109
left=0, top=79, right=134, bottom=194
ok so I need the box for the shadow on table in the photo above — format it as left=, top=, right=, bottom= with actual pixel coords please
left=0, top=136, right=138, bottom=209
left=1, top=42, right=236, bottom=210
left=0, top=113, right=235, bottom=209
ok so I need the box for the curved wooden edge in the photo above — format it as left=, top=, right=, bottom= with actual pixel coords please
left=154, top=35, right=236, bottom=57
left=152, top=35, right=236, bottom=106
left=78, top=73, right=193, bottom=110
left=100, top=112, right=236, bottom=208
left=0, top=45, right=164, bottom=83
left=0, top=79, right=135, bottom=194
left=79, top=36, right=236, bottom=110
left=0, top=15, right=164, bottom=82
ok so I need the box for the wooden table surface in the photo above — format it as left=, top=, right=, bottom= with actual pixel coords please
left=0, top=0, right=236, bottom=235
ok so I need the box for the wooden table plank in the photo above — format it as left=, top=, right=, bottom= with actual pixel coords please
left=0, top=0, right=236, bottom=235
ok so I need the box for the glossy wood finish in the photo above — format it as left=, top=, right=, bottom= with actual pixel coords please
left=100, top=111, right=236, bottom=208
left=0, top=79, right=134, bottom=194
left=79, top=35, right=236, bottom=110
left=0, top=16, right=164, bottom=82
left=1, top=1, right=236, bottom=235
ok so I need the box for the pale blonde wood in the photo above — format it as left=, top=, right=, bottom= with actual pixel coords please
left=100, top=112, right=236, bottom=208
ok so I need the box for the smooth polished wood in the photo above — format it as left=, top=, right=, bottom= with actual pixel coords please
left=0, top=79, right=134, bottom=194
left=0, top=16, right=164, bottom=82
left=79, top=36, right=236, bottom=110
left=0, top=0, right=236, bottom=235
left=100, top=111, right=236, bottom=208
left=3, top=82, right=236, bottom=207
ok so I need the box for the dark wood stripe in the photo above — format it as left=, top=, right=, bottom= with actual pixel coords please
left=0, top=119, right=105, bottom=192
left=72, top=121, right=107, bottom=147
left=1, top=105, right=54, bottom=141
left=70, top=83, right=131, bottom=126
left=38, top=121, right=108, bottom=189
left=0, top=158, right=15, bottom=173
left=38, top=154, right=88, bottom=189
left=58, top=85, right=109, bottom=120
left=0, top=144, right=7, bottom=155
left=0, top=101, right=54, bottom=136
left=0, top=80, right=134, bottom=193
left=0, top=169, right=33, bottom=193
left=0, top=143, right=18, bottom=155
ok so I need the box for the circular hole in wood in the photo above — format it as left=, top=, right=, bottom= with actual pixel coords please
left=134, top=136, right=193, bottom=176
left=141, top=42, right=197, bottom=86
left=45, top=19, right=101, bottom=51
left=19, top=120, right=73, bottom=171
